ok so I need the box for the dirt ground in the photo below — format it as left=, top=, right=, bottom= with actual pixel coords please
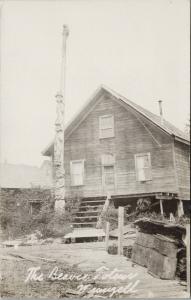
left=0, top=242, right=189, bottom=298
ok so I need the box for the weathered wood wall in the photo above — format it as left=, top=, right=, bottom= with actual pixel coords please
left=63, top=92, right=178, bottom=199
left=173, top=141, right=190, bottom=200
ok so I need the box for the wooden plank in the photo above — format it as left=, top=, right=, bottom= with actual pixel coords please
left=118, top=206, right=124, bottom=255
left=159, top=199, right=164, bottom=216
left=136, top=231, right=155, bottom=248
left=153, top=235, right=178, bottom=257
left=155, top=195, right=174, bottom=200
left=131, top=243, right=151, bottom=267
left=177, top=200, right=184, bottom=217
left=148, top=249, right=177, bottom=279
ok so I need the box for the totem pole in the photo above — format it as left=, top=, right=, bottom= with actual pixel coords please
left=54, top=25, right=69, bottom=213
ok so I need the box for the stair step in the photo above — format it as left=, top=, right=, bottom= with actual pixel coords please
left=76, top=211, right=99, bottom=216
left=79, top=205, right=103, bottom=211
left=80, top=200, right=105, bottom=206
left=81, top=200, right=105, bottom=204
left=69, top=197, right=106, bottom=230
left=82, top=197, right=106, bottom=201
left=72, top=222, right=97, bottom=228
left=75, top=216, right=98, bottom=220
left=64, top=228, right=105, bottom=239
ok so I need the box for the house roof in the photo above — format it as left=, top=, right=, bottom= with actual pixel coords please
left=43, top=85, right=190, bottom=156
left=0, top=161, right=52, bottom=189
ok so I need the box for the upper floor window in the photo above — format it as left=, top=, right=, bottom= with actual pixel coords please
left=135, top=153, right=152, bottom=182
left=99, top=115, right=114, bottom=139
left=70, top=160, right=84, bottom=186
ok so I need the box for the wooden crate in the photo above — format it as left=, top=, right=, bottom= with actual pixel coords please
left=136, top=231, right=155, bottom=248
left=131, top=243, right=151, bottom=267
left=148, top=249, right=177, bottom=279
left=132, top=231, right=178, bottom=279
left=153, top=234, right=178, bottom=258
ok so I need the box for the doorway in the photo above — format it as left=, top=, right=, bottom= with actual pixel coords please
left=102, top=165, right=115, bottom=193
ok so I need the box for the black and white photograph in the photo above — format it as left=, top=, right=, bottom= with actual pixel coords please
left=0, top=0, right=190, bottom=298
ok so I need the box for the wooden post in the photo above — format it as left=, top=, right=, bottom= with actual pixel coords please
left=160, top=199, right=164, bottom=216
left=105, top=222, right=110, bottom=251
left=118, top=206, right=124, bottom=256
left=29, top=203, right=33, bottom=215
left=186, top=224, right=190, bottom=296
left=177, top=200, right=184, bottom=217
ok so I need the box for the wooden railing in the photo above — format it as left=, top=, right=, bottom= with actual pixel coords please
left=96, top=192, right=111, bottom=229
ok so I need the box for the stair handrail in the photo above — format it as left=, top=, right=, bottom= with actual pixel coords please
left=96, top=192, right=111, bottom=229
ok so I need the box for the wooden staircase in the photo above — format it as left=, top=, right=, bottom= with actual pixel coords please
left=64, top=196, right=107, bottom=242
left=72, top=196, right=106, bottom=228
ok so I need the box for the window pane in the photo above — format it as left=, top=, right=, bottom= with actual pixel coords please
left=101, top=128, right=113, bottom=138
left=136, top=156, right=145, bottom=168
left=136, top=154, right=151, bottom=181
left=137, top=169, right=146, bottom=181
left=144, top=168, right=151, bottom=180
left=72, top=162, right=82, bottom=174
left=71, top=161, right=83, bottom=185
left=99, top=115, right=114, bottom=138
left=74, top=174, right=83, bottom=186
left=143, top=156, right=150, bottom=168
left=100, top=116, right=112, bottom=129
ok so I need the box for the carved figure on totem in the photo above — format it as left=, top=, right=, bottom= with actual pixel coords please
left=54, top=131, right=63, bottom=165
left=55, top=199, right=65, bottom=211
left=55, top=94, right=64, bottom=128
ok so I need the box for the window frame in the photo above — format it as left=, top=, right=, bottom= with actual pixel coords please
left=134, top=152, right=152, bottom=182
left=99, top=114, right=114, bottom=139
left=70, top=159, right=85, bottom=186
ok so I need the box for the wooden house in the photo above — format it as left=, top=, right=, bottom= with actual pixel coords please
left=43, top=86, right=190, bottom=227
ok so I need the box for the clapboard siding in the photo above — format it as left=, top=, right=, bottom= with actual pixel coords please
left=63, top=94, right=178, bottom=199
left=174, top=141, right=190, bottom=200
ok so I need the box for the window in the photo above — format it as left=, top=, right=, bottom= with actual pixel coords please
left=70, top=160, right=84, bottom=186
left=99, top=115, right=114, bottom=138
left=135, top=153, right=152, bottom=181
left=29, top=202, right=42, bottom=215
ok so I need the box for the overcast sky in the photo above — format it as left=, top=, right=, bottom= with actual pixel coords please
left=0, top=0, right=190, bottom=167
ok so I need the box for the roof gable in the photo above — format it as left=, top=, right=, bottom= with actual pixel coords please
left=43, top=85, right=189, bottom=156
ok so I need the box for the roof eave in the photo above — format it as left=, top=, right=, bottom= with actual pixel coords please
left=42, top=141, right=54, bottom=156
left=173, top=135, right=190, bottom=146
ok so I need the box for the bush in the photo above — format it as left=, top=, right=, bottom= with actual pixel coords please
left=0, top=188, right=74, bottom=240
left=176, top=248, right=187, bottom=281
left=104, top=205, right=118, bottom=230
